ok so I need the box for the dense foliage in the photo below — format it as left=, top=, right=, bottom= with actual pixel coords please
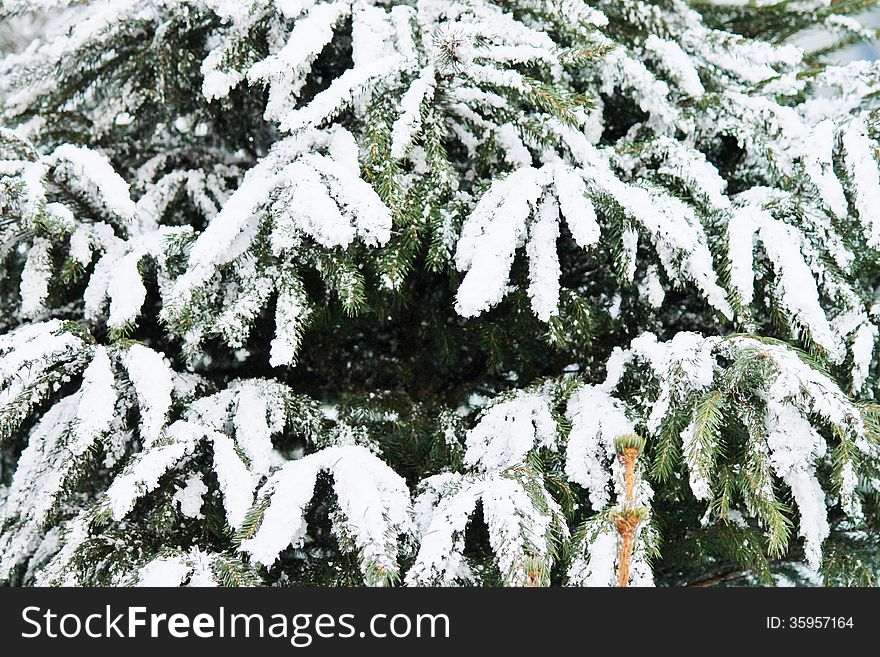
left=2, top=0, right=880, bottom=587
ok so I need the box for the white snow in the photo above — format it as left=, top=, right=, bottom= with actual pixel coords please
left=464, top=391, right=557, bottom=470
left=851, top=322, right=876, bottom=393
left=209, top=430, right=256, bottom=529
left=231, top=383, right=275, bottom=477
left=495, top=123, right=532, bottom=168
left=644, top=35, right=705, bottom=97
left=642, top=265, right=665, bottom=308
left=122, top=344, right=174, bottom=446
left=763, top=399, right=829, bottom=569
left=407, top=469, right=565, bottom=587
left=405, top=473, right=481, bottom=586
left=842, top=120, right=880, bottom=248
left=391, top=65, right=436, bottom=159
left=797, top=120, right=848, bottom=219
left=270, top=280, right=311, bottom=367
left=136, top=555, right=190, bottom=587
left=173, top=474, right=208, bottom=519
left=455, top=167, right=544, bottom=317
left=106, top=251, right=147, bottom=330
left=728, top=199, right=842, bottom=361
left=49, top=144, right=137, bottom=227
left=0, top=396, right=79, bottom=577
left=567, top=528, right=617, bottom=587
left=565, top=386, right=635, bottom=511
left=19, top=238, right=52, bottom=317
left=279, top=56, right=402, bottom=133
left=726, top=206, right=758, bottom=306
left=681, top=420, right=712, bottom=500
left=247, top=0, right=350, bottom=120
left=482, top=475, right=557, bottom=585
left=72, top=346, right=116, bottom=453
left=553, top=165, right=600, bottom=249
left=240, top=445, right=410, bottom=580
left=106, top=420, right=206, bottom=521
left=526, top=194, right=562, bottom=321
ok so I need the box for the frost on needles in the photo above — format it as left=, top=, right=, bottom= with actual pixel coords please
left=2, top=0, right=880, bottom=587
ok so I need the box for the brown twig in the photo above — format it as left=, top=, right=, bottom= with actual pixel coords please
left=615, top=443, right=642, bottom=588
left=615, top=513, right=640, bottom=587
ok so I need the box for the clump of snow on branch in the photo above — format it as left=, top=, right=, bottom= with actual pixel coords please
left=239, top=445, right=411, bottom=585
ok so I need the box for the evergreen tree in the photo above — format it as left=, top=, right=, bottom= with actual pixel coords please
left=1, top=0, right=880, bottom=587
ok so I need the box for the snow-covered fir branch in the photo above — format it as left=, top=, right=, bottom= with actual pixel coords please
left=2, top=0, right=880, bottom=587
